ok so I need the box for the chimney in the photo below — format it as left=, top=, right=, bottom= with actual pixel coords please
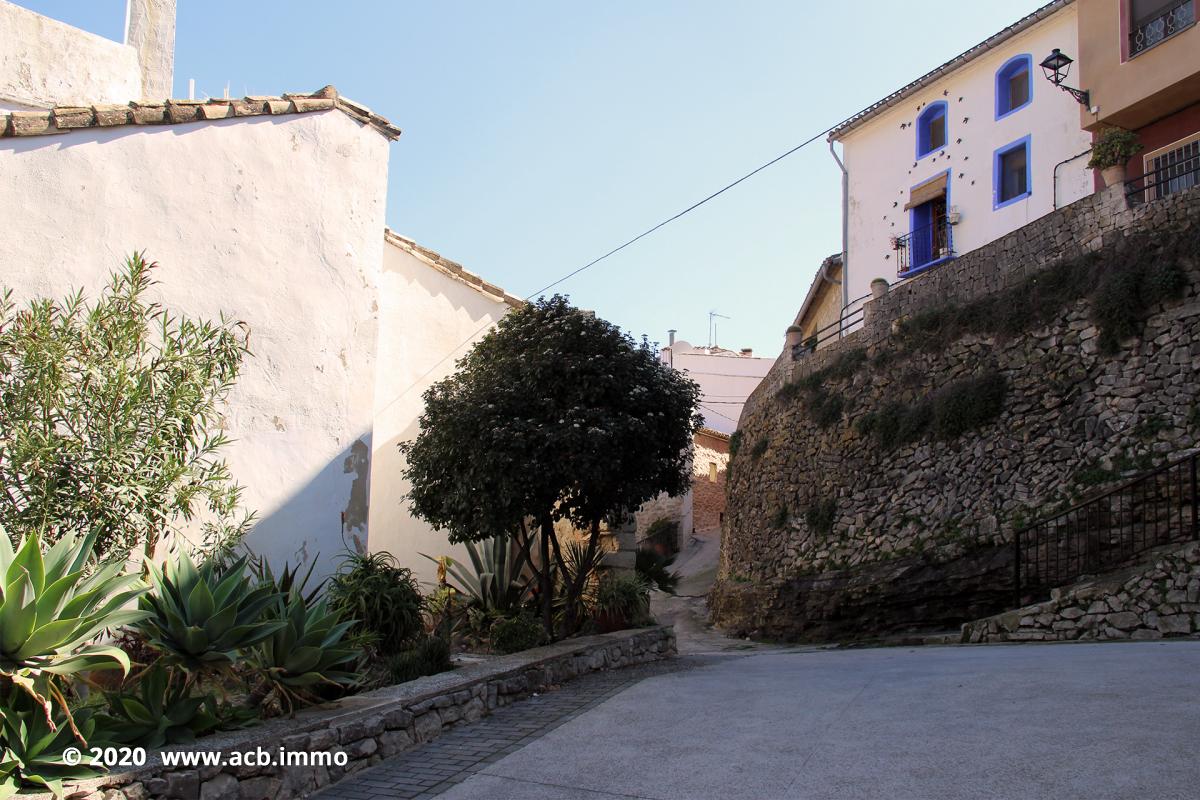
left=740, top=348, right=753, bottom=357
left=125, top=0, right=176, bottom=100
left=666, top=329, right=676, bottom=368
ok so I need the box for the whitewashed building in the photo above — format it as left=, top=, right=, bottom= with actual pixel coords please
left=825, top=0, right=1093, bottom=315
left=0, top=0, right=518, bottom=583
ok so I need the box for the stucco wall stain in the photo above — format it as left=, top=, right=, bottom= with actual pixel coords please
left=342, top=437, right=371, bottom=536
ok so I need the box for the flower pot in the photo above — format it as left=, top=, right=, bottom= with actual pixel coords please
left=1100, top=164, right=1126, bottom=188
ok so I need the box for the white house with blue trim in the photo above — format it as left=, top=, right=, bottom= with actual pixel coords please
left=826, top=0, right=1092, bottom=313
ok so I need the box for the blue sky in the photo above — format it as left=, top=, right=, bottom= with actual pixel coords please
left=20, top=1, right=1049, bottom=354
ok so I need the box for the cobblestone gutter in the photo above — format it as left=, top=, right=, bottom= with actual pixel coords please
left=50, top=627, right=675, bottom=800
left=964, top=541, right=1200, bottom=643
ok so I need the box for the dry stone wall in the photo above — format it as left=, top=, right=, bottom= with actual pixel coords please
left=712, top=186, right=1200, bottom=641
left=964, top=541, right=1200, bottom=643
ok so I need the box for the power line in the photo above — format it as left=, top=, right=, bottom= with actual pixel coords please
left=376, top=119, right=840, bottom=416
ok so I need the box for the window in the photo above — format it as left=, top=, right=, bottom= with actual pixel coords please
left=708, top=462, right=718, bottom=482
left=995, top=55, right=1032, bottom=119
left=994, top=136, right=1031, bottom=208
left=1129, top=0, right=1195, bottom=57
left=916, top=102, right=947, bottom=158
left=1143, top=134, right=1200, bottom=199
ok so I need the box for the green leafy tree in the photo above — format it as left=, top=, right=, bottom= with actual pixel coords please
left=401, top=295, right=701, bottom=636
left=0, top=254, right=252, bottom=561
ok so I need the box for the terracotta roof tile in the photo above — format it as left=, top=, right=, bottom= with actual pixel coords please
left=0, top=86, right=401, bottom=141
left=384, top=229, right=523, bottom=309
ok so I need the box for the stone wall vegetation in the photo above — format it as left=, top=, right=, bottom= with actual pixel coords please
left=39, top=628, right=675, bottom=800
left=713, top=186, right=1200, bottom=641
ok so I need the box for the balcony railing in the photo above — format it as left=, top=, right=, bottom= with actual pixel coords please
left=894, top=215, right=953, bottom=277
left=1125, top=153, right=1200, bottom=204
left=1130, top=0, right=1195, bottom=57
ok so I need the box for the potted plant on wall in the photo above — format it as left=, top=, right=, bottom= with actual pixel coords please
left=1088, top=127, right=1143, bottom=188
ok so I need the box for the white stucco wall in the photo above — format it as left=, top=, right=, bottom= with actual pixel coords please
left=367, top=238, right=511, bottom=586
left=837, top=5, right=1093, bottom=305
left=0, top=110, right=390, bottom=576
left=665, top=341, right=773, bottom=434
left=0, top=0, right=143, bottom=108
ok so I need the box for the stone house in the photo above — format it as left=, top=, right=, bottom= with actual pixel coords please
left=796, top=0, right=1094, bottom=343
left=0, top=0, right=518, bottom=583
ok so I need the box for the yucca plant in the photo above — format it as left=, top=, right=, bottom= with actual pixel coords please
left=247, top=586, right=359, bottom=715
left=93, top=663, right=219, bottom=748
left=1, top=689, right=104, bottom=799
left=133, top=549, right=283, bottom=676
left=0, top=528, right=148, bottom=728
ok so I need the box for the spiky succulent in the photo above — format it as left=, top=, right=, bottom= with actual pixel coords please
left=1, top=689, right=104, bottom=799
left=133, top=550, right=283, bottom=674
left=93, top=663, right=219, bottom=748
left=248, top=584, right=359, bottom=715
left=0, top=529, right=148, bottom=722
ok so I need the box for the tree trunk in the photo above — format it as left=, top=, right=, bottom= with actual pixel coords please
left=538, top=513, right=555, bottom=639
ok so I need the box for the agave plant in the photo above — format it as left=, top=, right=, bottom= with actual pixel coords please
left=93, top=663, right=220, bottom=748
left=423, top=533, right=535, bottom=614
left=0, top=528, right=148, bottom=728
left=1, top=689, right=104, bottom=799
left=247, top=585, right=359, bottom=715
left=133, top=549, right=283, bottom=675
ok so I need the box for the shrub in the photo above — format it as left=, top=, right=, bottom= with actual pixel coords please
left=809, top=390, right=844, bottom=428
left=1087, top=127, right=1142, bottom=169
left=750, top=438, right=769, bottom=460
left=490, top=613, right=547, bottom=654
left=636, top=549, right=680, bottom=594
left=384, top=636, right=453, bottom=683
left=0, top=254, right=252, bottom=562
left=328, top=551, right=425, bottom=655
left=594, top=574, right=651, bottom=628
left=930, top=371, right=1007, bottom=439
left=642, top=517, right=680, bottom=554
left=728, top=430, right=743, bottom=457
left=771, top=504, right=790, bottom=529
left=804, top=499, right=837, bottom=536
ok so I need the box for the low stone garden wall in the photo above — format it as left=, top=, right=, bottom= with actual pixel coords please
left=56, top=627, right=675, bottom=800
left=963, top=542, right=1200, bottom=643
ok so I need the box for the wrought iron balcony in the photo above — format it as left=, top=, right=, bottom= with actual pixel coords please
left=1130, top=0, right=1195, bottom=57
left=893, top=215, right=953, bottom=277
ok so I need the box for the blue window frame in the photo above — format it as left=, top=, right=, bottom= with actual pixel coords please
left=916, top=101, right=948, bottom=159
left=995, top=54, right=1033, bottom=119
left=994, top=135, right=1032, bottom=209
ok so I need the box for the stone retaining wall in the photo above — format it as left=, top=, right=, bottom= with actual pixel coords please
left=963, top=542, right=1200, bottom=643
left=713, top=184, right=1200, bottom=641
left=55, top=627, right=675, bottom=800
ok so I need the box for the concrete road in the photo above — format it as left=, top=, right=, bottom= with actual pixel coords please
left=437, top=641, right=1200, bottom=800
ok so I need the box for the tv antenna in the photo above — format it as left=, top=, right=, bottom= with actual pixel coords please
left=708, top=310, right=730, bottom=349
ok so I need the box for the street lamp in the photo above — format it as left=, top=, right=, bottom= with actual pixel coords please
left=1039, top=48, right=1090, bottom=106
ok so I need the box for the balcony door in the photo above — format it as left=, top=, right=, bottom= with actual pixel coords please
left=910, top=194, right=947, bottom=269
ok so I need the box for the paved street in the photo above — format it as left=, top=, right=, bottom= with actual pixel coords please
left=321, top=641, right=1200, bottom=800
